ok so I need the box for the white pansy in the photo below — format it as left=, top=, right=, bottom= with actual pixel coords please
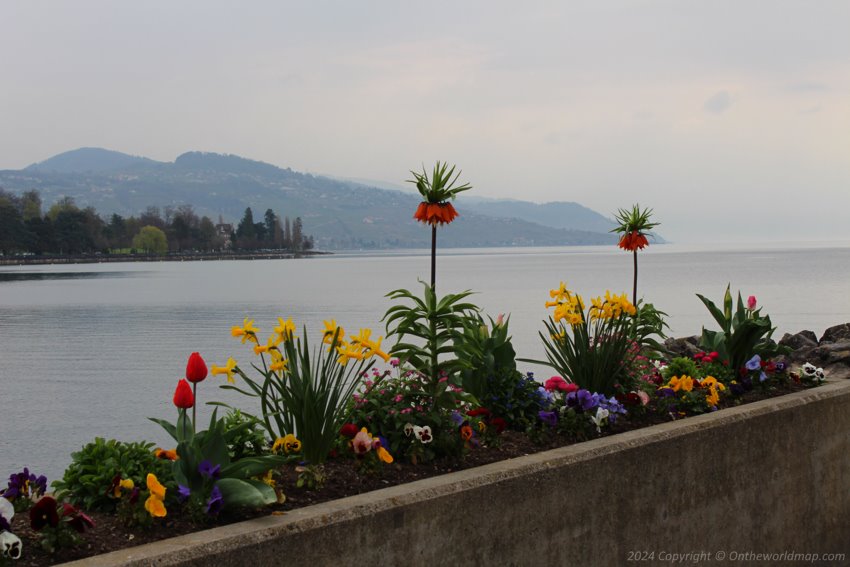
left=0, top=497, right=13, bottom=523
left=802, top=362, right=817, bottom=376
left=0, top=530, right=22, bottom=560
left=590, top=407, right=610, bottom=433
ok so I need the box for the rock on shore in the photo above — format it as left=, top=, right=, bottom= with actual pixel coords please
left=663, top=323, right=850, bottom=380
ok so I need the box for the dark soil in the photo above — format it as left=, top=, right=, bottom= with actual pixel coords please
left=7, top=382, right=810, bottom=566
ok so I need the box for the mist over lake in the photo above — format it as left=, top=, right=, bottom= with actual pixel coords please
left=2, top=241, right=850, bottom=483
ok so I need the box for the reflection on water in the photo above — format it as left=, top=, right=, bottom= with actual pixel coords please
left=0, top=271, right=135, bottom=283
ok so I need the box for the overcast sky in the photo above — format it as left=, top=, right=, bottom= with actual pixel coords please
left=1, top=1, right=848, bottom=243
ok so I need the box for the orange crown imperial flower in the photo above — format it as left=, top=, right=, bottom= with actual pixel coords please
left=413, top=202, right=459, bottom=226
left=617, top=231, right=649, bottom=252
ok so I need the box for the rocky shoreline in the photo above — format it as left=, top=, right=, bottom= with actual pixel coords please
left=665, top=322, right=850, bottom=380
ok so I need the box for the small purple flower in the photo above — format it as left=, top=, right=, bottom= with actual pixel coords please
left=745, top=355, right=762, bottom=371
left=657, top=387, right=676, bottom=398
left=177, top=484, right=191, bottom=503
left=537, top=387, right=554, bottom=407
left=198, top=460, right=221, bottom=480
left=538, top=410, right=558, bottom=427
left=449, top=411, right=464, bottom=426
left=205, top=485, right=223, bottom=515
left=566, top=389, right=596, bottom=412
left=774, top=361, right=787, bottom=372
left=759, top=371, right=768, bottom=383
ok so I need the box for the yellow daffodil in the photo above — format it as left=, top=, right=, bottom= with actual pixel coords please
left=254, top=333, right=282, bottom=355
left=274, top=317, right=296, bottom=342
left=211, top=357, right=238, bottom=384
left=322, top=320, right=345, bottom=345
left=336, top=343, right=366, bottom=366
left=549, top=281, right=569, bottom=301
left=231, top=318, right=259, bottom=344
left=269, top=349, right=288, bottom=372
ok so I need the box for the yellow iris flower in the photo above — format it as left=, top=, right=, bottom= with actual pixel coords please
left=211, top=357, right=238, bottom=384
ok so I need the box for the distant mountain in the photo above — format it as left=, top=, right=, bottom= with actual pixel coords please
left=463, top=197, right=616, bottom=234
left=1, top=149, right=624, bottom=250
left=26, top=147, right=157, bottom=173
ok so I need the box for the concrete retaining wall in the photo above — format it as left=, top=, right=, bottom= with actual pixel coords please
left=66, top=381, right=850, bottom=566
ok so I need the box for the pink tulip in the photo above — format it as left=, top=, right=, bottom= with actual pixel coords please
left=747, top=295, right=757, bottom=310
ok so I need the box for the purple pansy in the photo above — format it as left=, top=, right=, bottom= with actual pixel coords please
left=538, top=410, right=558, bottom=427
left=205, top=485, right=223, bottom=515
left=198, top=460, right=221, bottom=480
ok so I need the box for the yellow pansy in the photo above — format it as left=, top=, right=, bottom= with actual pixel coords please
left=211, top=357, right=238, bottom=384
left=272, top=433, right=302, bottom=454
left=706, top=387, right=720, bottom=407
left=144, top=473, right=167, bottom=518
left=376, top=446, right=393, bottom=464
left=231, top=318, right=259, bottom=344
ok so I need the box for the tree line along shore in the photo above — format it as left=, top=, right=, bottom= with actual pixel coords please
left=0, top=188, right=315, bottom=258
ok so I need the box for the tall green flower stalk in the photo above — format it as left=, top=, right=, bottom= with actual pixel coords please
left=611, top=204, right=659, bottom=304
left=409, top=162, right=471, bottom=290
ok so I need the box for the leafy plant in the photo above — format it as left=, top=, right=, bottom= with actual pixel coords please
left=535, top=285, right=637, bottom=396
left=454, top=313, right=518, bottom=401
left=221, top=409, right=268, bottom=461
left=661, top=357, right=703, bottom=382
left=384, top=282, right=479, bottom=404
left=696, top=285, right=790, bottom=373
left=477, top=369, right=547, bottom=430
left=51, top=438, right=172, bottom=512
left=630, top=300, right=670, bottom=356
left=150, top=407, right=288, bottom=513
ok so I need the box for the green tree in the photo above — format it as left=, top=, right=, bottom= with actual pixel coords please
left=236, top=207, right=256, bottom=249
left=198, top=216, right=220, bottom=251
left=0, top=192, right=28, bottom=254
left=132, top=225, right=168, bottom=255
left=292, top=217, right=303, bottom=252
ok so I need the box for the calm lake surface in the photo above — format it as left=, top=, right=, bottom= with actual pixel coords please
left=2, top=241, right=850, bottom=482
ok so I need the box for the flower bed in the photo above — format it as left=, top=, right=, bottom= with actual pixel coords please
left=50, top=379, right=850, bottom=566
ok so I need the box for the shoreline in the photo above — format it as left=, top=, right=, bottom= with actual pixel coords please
left=0, top=250, right=331, bottom=266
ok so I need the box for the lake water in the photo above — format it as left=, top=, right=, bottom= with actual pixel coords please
left=2, top=241, right=850, bottom=483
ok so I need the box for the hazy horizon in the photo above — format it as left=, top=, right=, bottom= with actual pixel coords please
left=2, top=1, right=848, bottom=243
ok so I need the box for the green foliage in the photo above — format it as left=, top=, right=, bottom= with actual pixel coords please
left=610, top=203, right=659, bottom=236
left=384, top=282, right=479, bottom=399
left=52, top=438, right=172, bottom=512
left=630, top=300, right=670, bottom=355
left=221, top=409, right=268, bottom=460
left=454, top=314, right=518, bottom=401
left=661, top=357, right=702, bottom=381
left=150, top=408, right=288, bottom=512
left=696, top=284, right=790, bottom=372
left=408, top=161, right=472, bottom=203
left=479, top=369, right=548, bottom=430
left=132, top=225, right=168, bottom=255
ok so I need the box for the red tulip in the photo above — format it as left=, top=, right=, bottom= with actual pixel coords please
left=173, top=379, right=195, bottom=409
left=186, top=352, right=208, bottom=383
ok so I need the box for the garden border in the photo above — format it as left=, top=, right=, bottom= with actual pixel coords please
left=64, top=379, right=850, bottom=566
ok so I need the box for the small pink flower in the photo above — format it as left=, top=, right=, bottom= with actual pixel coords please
left=393, top=394, right=404, bottom=403
left=438, top=377, right=448, bottom=383
left=636, top=391, right=650, bottom=406
left=495, top=313, right=505, bottom=326
left=747, top=295, right=757, bottom=310
left=390, top=358, right=400, bottom=367
left=400, top=408, right=412, bottom=414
